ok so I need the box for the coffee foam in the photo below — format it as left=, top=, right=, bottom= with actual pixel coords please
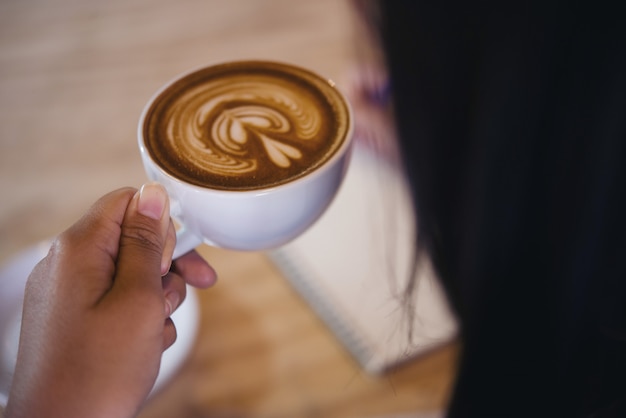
left=144, top=62, right=350, bottom=190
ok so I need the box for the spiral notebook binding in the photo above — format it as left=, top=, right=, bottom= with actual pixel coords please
left=270, top=249, right=376, bottom=371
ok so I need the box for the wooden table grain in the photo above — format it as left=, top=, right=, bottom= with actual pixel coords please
left=0, top=1, right=459, bottom=416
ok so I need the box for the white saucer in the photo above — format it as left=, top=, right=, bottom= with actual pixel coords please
left=0, top=240, right=200, bottom=407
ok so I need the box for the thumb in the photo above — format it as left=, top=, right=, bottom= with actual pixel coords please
left=113, top=182, right=171, bottom=296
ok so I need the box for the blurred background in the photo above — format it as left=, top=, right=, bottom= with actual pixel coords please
left=0, top=1, right=458, bottom=417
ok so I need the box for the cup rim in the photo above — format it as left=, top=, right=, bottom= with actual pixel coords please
left=137, top=59, right=354, bottom=196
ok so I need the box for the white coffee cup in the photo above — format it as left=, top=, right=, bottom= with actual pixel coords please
left=138, top=62, right=353, bottom=257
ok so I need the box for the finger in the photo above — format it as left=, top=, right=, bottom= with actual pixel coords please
left=161, top=219, right=176, bottom=276
left=162, top=271, right=187, bottom=317
left=49, top=188, right=138, bottom=302
left=163, top=318, right=177, bottom=350
left=113, top=182, right=170, bottom=298
left=172, top=250, right=218, bottom=289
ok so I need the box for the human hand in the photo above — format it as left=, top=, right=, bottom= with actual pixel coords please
left=5, top=183, right=216, bottom=418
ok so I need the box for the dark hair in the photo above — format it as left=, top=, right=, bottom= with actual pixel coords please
left=376, top=1, right=626, bottom=416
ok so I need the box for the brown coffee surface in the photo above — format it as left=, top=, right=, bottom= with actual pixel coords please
left=143, top=61, right=351, bottom=190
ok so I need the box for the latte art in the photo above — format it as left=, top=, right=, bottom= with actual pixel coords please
left=170, top=80, right=319, bottom=174
left=214, top=104, right=303, bottom=168
left=144, top=61, right=350, bottom=190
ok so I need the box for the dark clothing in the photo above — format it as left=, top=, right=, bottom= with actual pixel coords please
left=378, top=1, right=626, bottom=416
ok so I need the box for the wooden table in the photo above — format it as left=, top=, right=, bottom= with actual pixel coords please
left=0, top=1, right=458, bottom=416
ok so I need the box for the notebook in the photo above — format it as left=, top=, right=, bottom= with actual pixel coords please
left=270, top=145, right=458, bottom=374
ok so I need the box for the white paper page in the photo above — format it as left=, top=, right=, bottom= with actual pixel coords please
left=271, top=146, right=458, bottom=374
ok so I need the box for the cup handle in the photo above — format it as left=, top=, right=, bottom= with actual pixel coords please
left=173, top=225, right=204, bottom=259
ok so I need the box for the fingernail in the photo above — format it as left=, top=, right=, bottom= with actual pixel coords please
left=161, top=257, right=172, bottom=277
left=138, top=182, right=167, bottom=220
left=164, top=291, right=180, bottom=317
